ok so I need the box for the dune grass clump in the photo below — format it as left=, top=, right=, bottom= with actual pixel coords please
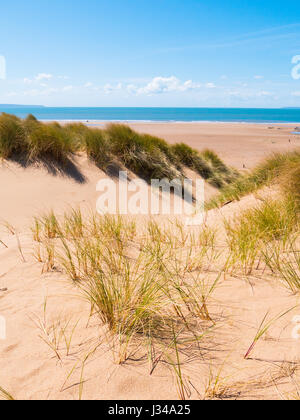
left=106, top=124, right=170, bottom=158
left=172, top=143, right=214, bottom=178
left=242, top=199, right=297, bottom=241
left=256, top=164, right=300, bottom=292
left=172, top=143, right=238, bottom=188
left=202, top=149, right=229, bottom=172
left=25, top=122, right=76, bottom=163
left=104, top=124, right=238, bottom=184
left=225, top=217, right=261, bottom=276
left=0, top=113, right=238, bottom=187
left=83, top=254, right=169, bottom=336
left=0, top=113, right=77, bottom=163
left=202, top=149, right=239, bottom=185
left=32, top=209, right=218, bottom=366
left=32, top=211, right=61, bottom=241
left=0, top=113, right=26, bottom=158
left=264, top=238, right=300, bottom=293
left=225, top=199, right=298, bottom=275
left=105, top=123, right=180, bottom=180
left=279, top=162, right=300, bottom=210
left=64, top=122, right=89, bottom=146
left=84, top=128, right=111, bottom=168
left=221, top=153, right=300, bottom=278
left=207, top=151, right=300, bottom=209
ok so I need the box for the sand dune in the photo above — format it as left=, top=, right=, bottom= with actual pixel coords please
left=1, top=123, right=300, bottom=400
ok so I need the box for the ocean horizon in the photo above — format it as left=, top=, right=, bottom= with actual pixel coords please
left=1, top=106, right=300, bottom=124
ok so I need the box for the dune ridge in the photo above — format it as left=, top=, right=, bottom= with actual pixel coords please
left=1, top=119, right=300, bottom=400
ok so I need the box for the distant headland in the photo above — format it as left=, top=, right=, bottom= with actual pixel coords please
left=0, top=104, right=45, bottom=108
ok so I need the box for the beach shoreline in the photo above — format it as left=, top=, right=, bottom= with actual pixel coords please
left=1, top=106, right=300, bottom=125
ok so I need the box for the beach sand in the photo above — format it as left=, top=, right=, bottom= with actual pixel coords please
left=0, top=123, right=300, bottom=400
left=129, top=122, right=299, bottom=170
left=85, top=122, right=299, bottom=169
left=0, top=122, right=296, bottom=227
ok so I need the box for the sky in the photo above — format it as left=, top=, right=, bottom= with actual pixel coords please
left=0, top=0, right=300, bottom=107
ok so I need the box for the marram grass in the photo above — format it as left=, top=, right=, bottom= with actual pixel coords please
left=0, top=112, right=237, bottom=185
left=207, top=151, right=300, bottom=209
left=32, top=209, right=218, bottom=367
left=224, top=198, right=299, bottom=275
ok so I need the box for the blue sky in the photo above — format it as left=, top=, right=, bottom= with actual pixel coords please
left=0, top=0, right=300, bottom=107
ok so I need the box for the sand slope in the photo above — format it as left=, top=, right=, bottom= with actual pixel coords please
left=1, top=124, right=300, bottom=400
left=1, top=191, right=300, bottom=400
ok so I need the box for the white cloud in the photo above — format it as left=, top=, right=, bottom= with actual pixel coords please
left=291, top=91, right=300, bottom=96
left=84, top=82, right=93, bottom=88
left=23, top=73, right=54, bottom=84
left=130, top=76, right=202, bottom=95
left=181, top=79, right=202, bottom=90
left=35, top=73, right=53, bottom=81
left=254, top=75, right=264, bottom=79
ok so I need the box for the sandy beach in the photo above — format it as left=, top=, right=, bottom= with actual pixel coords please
left=3, top=0, right=300, bottom=404
left=128, top=122, right=299, bottom=170
left=1, top=121, right=300, bottom=401
left=0, top=122, right=297, bottom=227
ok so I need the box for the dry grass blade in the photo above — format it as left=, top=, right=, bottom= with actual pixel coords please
left=244, top=306, right=297, bottom=359
left=0, top=386, right=15, bottom=400
left=0, top=238, right=8, bottom=248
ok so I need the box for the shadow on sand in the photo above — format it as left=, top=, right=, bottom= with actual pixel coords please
left=6, top=155, right=197, bottom=205
left=8, top=154, right=87, bottom=184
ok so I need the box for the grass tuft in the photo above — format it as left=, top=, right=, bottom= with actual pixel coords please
left=207, top=151, right=300, bottom=209
left=0, top=113, right=237, bottom=186
left=32, top=209, right=217, bottom=366
left=225, top=198, right=298, bottom=275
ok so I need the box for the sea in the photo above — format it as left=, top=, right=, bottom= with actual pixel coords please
left=1, top=106, right=300, bottom=124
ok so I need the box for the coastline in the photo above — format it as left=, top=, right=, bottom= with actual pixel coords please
left=42, top=119, right=300, bottom=125
left=1, top=106, right=300, bottom=125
